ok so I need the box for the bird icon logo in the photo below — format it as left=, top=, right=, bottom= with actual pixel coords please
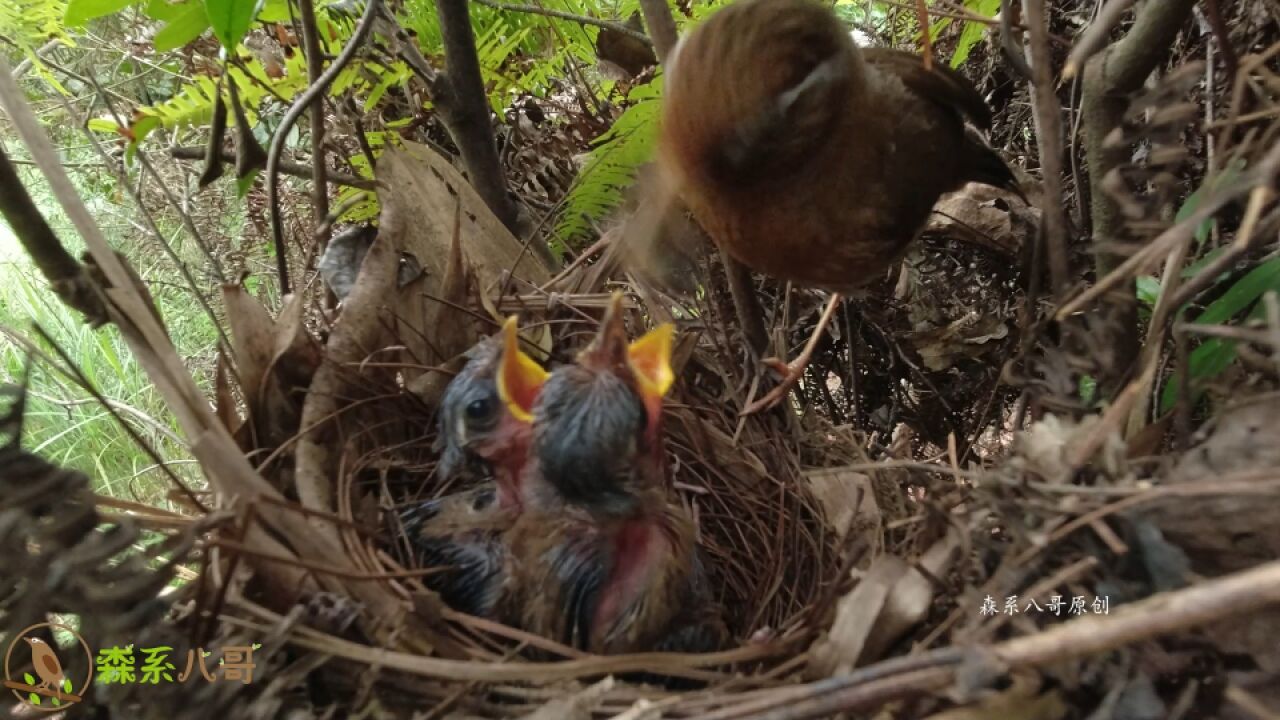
left=3, top=623, right=94, bottom=711
left=23, top=639, right=64, bottom=693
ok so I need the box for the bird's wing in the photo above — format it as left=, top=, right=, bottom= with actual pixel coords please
left=39, top=652, right=63, bottom=677
left=400, top=485, right=511, bottom=538
left=863, top=48, right=992, bottom=129
left=545, top=530, right=609, bottom=650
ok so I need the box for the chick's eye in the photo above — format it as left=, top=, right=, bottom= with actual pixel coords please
left=465, top=396, right=493, bottom=421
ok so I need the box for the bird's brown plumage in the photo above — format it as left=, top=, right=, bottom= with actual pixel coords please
left=24, top=637, right=64, bottom=690
left=658, top=0, right=1019, bottom=294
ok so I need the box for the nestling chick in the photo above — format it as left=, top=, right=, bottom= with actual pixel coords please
left=501, top=295, right=728, bottom=654
left=397, top=317, right=547, bottom=617
left=433, top=316, right=547, bottom=508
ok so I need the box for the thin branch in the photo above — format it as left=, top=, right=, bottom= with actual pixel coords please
left=1081, top=0, right=1198, bottom=276
left=1022, top=0, right=1070, bottom=296
left=169, top=145, right=374, bottom=189
left=267, top=0, right=381, bottom=295
left=1200, top=0, right=1239, bottom=84
left=1056, top=140, right=1280, bottom=320
left=83, top=75, right=227, bottom=284
left=1062, top=0, right=1135, bottom=79
left=433, top=0, right=521, bottom=233
left=10, top=38, right=63, bottom=78
left=1077, top=0, right=1198, bottom=379
left=720, top=558, right=1280, bottom=719
left=0, top=145, right=108, bottom=324
left=0, top=50, right=414, bottom=630
left=470, top=0, right=652, bottom=46
left=53, top=73, right=237, bottom=356
left=31, top=324, right=208, bottom=513
left=295, top=0, right=332, bottom=251
left=638, top=0, right=679, bottom=62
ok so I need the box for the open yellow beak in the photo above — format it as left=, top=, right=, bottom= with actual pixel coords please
left=588, top=292, right=677, bottom=401
left=495, top=316, right=549, bottom=423
left=628, top=323, right=675, bottom=401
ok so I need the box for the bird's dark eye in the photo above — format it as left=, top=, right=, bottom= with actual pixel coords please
left=465, top=396, right=492, bottom=420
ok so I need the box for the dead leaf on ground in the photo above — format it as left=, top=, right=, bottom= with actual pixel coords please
left=804, top=466, right=881, bottom=540
left=807, top=526, right=963, bottom=676
left=904, top=310, right=1010, bottom=372
left=1142, top=398, right=1280, bottom=574
left=221, top=285, right=320, bottom=457
left=376, top=141, right=554, bottom=382
left=926, top=182, right=1039, bottom=257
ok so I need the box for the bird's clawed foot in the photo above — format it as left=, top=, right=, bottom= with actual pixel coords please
left=740, top=292, right=843, bottom=416
left=741, top=355, right=811, bottom=414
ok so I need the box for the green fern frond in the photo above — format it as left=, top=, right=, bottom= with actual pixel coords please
left=553, top=76, right=661, bottom=245
left=1, top=0, right=73, bottom=91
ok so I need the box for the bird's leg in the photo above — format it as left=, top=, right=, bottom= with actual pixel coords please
left=720, top=249, right=769, bottom=357
left=742, top=293, right=842, bottom=415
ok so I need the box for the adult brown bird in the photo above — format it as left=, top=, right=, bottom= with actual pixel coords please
left=397, top=316, right=547, bottom=617
left=656, top=0, right=1021, bottom=411
left=500, top=296, right=728, bottom=655
left=23, top=637, right=65, bottom=693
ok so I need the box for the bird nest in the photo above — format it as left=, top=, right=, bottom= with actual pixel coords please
left=8, top=28, right=1280, bottom=715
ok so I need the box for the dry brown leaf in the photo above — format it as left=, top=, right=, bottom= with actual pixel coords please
left=808, top=527, right=962, bottom=677
left=1013, top=414, right=1127, bottom=483
left=213, top=355, right=240, bottom=436
left=1143, top=399, right=1280, bottom=574
left=220, top=287, right=319, bottom=456
left=905, top=310, right=1010, bottom=372
left=376, top=141, right=553, bottom=379
left=804, top=466, right=880, bottom=540
left=807, top=556, right=902, bottom=678
left=222, top=282, right=277, bottom=413
left=926, top=182, right=1037, bottom=256
left=1140, top=400, right=1280, bottom=675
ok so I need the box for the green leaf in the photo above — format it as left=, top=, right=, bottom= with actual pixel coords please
left=87, top=118, right=118, bottom=133
left=1196, top=255, right=1280, bottom=326
left=24, top=673, right=35, bottom=684
left=949, top=0, right=1001, bottom=68
left=64, top=0, right=132, bottom=26
left=235, top=169, right=259, bottom=197
left=62, top=678, right=72, bottom=692
left=1175, top=157, right=1247, bottom=246
left=28, top=692, right=40, bottom=706
left=1158, top=259, right=1280, bottom=414
left=1136, top=275, right=1160, bottom=307
left=556, top=75, right=662, bottom=244
left=257, top=0, right=287, bottom=21
left=148, top=0, right=210, bottom=50
left=1159, top=336, right=1233, bottom=414
left=1181, top=246, right=1227, bottom=279
left=132, top=114, right=161, bottom=143
left=204, top=0, right=256, bottom=49
left=1078, top=375, right=1096, bottom=406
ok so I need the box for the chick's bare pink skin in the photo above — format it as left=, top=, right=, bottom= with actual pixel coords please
left=502, top=304, right=727, bottom=654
